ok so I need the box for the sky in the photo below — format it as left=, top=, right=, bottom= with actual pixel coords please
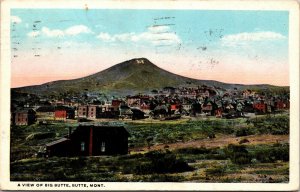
left=10, top=9, right=289, bottom=88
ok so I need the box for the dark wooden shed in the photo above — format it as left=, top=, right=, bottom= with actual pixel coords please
left=45, top=123, right=129, bottom=157
left=45, top=138, right=71, bottom=157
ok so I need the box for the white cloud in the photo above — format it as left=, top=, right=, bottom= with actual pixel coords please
left=27, top=31, right=40, bottom=37
left=96, top=26, right=181, bottom=46
left=42, top=27, right=64, bottom=37
left=97, top=33, right=113, bottom=41
left=27, top=25, right=92, bottom=38
left=11, top=16, right=22, bottom=24
left=65, top=25, right=92, bottom=35
left=221, top=31, right=286, bottom=47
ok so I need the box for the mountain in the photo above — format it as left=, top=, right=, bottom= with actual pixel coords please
left=13, top=58, right=283, bottom=96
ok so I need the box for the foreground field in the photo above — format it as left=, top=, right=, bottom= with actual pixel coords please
left=10, top=114, right=289, bottom=182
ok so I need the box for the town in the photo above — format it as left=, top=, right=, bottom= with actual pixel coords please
left=11, top=85, right=289, bottom=126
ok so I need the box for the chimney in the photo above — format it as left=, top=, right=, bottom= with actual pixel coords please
left=68, top=127, right=72, bottom=138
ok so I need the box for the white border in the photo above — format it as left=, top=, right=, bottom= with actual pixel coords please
left=0, top=0, right=299, bottom=191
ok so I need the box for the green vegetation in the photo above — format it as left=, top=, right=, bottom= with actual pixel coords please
left=248, top=143, right=289, bottom=163
left=11, top=143, right=289, bottom=182
left=127, top=118, right=236, bottom=148
left=250, top=115, right=289, bottom=135
left=11, top=122, right=76, bottom=162
left=10, top=114, right=289, bottom=182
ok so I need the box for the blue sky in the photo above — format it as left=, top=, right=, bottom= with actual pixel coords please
left=11, top=9, right=289, bottom=87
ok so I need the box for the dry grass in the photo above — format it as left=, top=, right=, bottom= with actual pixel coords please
left=131, top=134, right=289, bottom=152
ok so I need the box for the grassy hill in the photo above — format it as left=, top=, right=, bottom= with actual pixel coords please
left=13, top=58, right=286, bottom=96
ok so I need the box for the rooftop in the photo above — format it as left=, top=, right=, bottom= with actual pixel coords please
left=45, top=137, right=69, bottom=147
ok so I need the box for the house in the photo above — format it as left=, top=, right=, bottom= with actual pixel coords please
left=78, top=105, right=101, bottom=119
left=275, top=100, right=289, bottom=110
left=253, top=101, right=266, bottom=113
left=55, top=110, right=67, bottom=121
left=36, top=106, right=55, bottom=121
left=127, top=96, right=141, bottom=107
left=87, top=105, right=101, bottom=119
left=45, top=138, right=71, bottom=157
left=119, top=104, right=133, bottom=119
left=131, top=108, right=145, bottom=120
left=45, top=123, right=130, bottom=157
left=242, top=90, right=252, bottom=98
left=199, top=90, right=210, bottom=98
left=201, top=102, right=213, bottom=115
left=77, top=106, right=88, bottom=118
left=54, top=106, right=75, bottom=120
left=100, top=102, right=115, bottom=112
left=13, top=109, right=36, bottom=125
left=163, top=87, right=176, bottom=95
left=111, top=100, right=122, bottom=110
left=224, top=103, right=235, bottom=113
left=171, top=104, right=180, bottom=111
left=182, top=104, right=192, bottom=112
left=153, top=105, right=169, bottom=118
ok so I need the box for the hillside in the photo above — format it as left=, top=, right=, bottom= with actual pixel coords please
left=13, top=58, right=282, bottom=96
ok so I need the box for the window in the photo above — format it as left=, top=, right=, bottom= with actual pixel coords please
left=83, top=112, right=86, bottom=115
left=91, top=108, right=94, bottom=111
left=101, top=142, right=105, bottom=152
left=81, top=142, right=85, bottom=151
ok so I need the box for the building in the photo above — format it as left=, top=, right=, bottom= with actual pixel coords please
left=45, top=138, right=71, bottom=157
left=131, top=108, right=145, bottom=120
left=111, top=99, right=123, bottom=108
left=77, top=105, right=101, bottom=119
left=275, top=100, right=289, bottom=110
left=182, top=104, right=192, bottom=112
left=87, top=105, right=101, bottom=119
left=162, top=87, right=176, bottom=95
left=201, top=102, right=213, bottom=115
left=36, top=106, right=55, bottom=121
left=54, top=110, right=67, bottom=121
left=13, top=109, right=36, bottom=125
left=253, top=102, right=266, bottom=113
left=77, top=106, right=88, bottom=118
left=127, top=96, right=141, bottom=107
left=45, top=123, right=130, bottom=157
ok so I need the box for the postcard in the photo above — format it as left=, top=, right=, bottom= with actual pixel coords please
left=0, top=0, right=299, bottom=191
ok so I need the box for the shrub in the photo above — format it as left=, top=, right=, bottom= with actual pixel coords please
left=252, top=143, right=289, bottom=163
left=206, top=165, right=227, bottom=176
left=225, top=144, right=252, bottom=165
left=272, top=143, right=289, bottom=161
left=134, top=150, right=194, bottom=174
left=235, top=127, right=254, bottom=137
left=251, top=115, right=289, bottom=135
left=239, top=138, right=250, bottom=144
left=69, top=157, right=87, bottom=168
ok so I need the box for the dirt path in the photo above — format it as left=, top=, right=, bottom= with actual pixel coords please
left=131, top=134, right=289, bottom=152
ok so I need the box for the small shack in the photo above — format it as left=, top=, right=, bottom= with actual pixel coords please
left=45, top=123, right=130, bottom=157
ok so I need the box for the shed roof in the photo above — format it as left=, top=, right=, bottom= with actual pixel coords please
left=77, top=122, right=130, bottom=136
left=45, top=137, right=69, bottom=147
